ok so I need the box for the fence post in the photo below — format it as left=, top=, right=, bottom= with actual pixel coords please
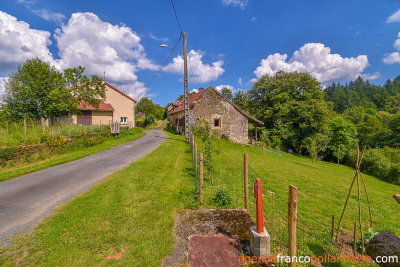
left=244, top=154, right=249, bottom=211
left=331, top=215, right=335, bottom=242
left=24, top=115, right=27, bottom=136
left=288, top=185, right=298, bottom=267
left=194, top=142, right=198, bottom=177
left=199, top=153, right=203, bottom=203
left=353, top=222, right=357, bottom=257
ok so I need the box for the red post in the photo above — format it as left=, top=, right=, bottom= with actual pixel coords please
left=254, top=178, right=264, bottom=233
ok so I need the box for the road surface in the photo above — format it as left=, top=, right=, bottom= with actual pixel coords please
left=0, top=130, right=167, bottom=245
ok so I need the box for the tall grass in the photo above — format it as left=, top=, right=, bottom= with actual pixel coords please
left=0, top=120, right=110, bottom=147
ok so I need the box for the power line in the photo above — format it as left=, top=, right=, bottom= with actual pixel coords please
left=135, top=35, right=183, bottom=100
left=170, top=0, right=183, bottom=34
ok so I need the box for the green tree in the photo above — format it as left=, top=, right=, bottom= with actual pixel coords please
left=220, top=87, right=233, bottom=101
left=303, top=133, right=329, bottom=166
left=328, top=117, right=358, bottom=164
left=135, top=97, right=165, bottom=120
left=2, top=58, right=104, bottom=121
left=247, top=70, right=332, bottom=150
left=232, top=89, right=249, bottom=112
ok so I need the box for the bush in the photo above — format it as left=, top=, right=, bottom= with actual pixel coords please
left=211, top=188, right=233, bottom=208
left=346, top=147, right=400, bottom=184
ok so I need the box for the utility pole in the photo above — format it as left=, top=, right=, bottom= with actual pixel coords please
left=183, top=32, right=189, bottom=142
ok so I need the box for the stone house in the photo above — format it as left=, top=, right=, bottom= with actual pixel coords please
left=167, top=86, right=263, bottom=144
left=71, top=82, right=137, bottom=127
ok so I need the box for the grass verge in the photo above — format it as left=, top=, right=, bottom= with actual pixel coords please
left=0, top=132, right=193, bottom=266
left=0, top=128, right=145, bottom=182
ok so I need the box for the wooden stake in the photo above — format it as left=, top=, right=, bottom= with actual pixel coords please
left=244, top=154, right=249, bottom=211
left=331, top=215, right=335, bottom=242
left=288, top=185, right=298, bottom=267
left=354, top=222, right=357, bottom=257
left=24, top=114, right=27, bottom=136
left=194, top=143, right=198, bottom=176
left=356, top=171, right=364, bottom=255
left=199, top=153, right=203, bottom=203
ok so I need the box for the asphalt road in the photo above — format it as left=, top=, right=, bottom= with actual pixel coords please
left=0, top=130, right=167, bottom=245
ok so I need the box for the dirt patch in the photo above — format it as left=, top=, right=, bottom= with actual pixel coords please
left=162, top=209, right=256, bottom=267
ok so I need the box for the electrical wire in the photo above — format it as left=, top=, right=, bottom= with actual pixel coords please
left=135, top=34, right=183, bottom=100
left=170, top=0, right=183, bottom=34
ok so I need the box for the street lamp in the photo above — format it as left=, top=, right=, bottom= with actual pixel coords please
left=161, top=32, right=189, bottom=142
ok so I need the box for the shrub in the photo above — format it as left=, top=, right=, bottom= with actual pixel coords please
left=211, top=188, right=232, bottom=208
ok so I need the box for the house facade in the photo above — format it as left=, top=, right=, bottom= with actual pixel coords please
left=71, top=82, right=137, bottom=127
left=167, top=86, right=263, bottom=144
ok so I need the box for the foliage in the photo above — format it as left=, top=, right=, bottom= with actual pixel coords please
left=356, top=228, right=379, bottom=253
left=232, top=89, right=249, bottom=112
left=220, top=87, right=233, bottom=101
left=328, top=117, right=358, bottom=164
left=1, top=58, right=104, bottom=121
left=144, top=114, right=156, bottom=126
left=303, top=133, right=328, bottom=166
left=211, top=188, right=233, bottom=208
left=248, top=70, right=332, bottom=151
left=191, top=119, right=220, bottom=175
left=135, top=97, right=165, bottom=120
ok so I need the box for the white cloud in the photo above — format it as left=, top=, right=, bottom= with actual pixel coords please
left=383, top=52, right=400, bottom=64
left=387, top=10, right=400, bottom=23
left=253, top=43, right=369, bottom=84
left=215, top=84, right=234, bottom=92
left=362, top=72, right=381, bottom=80
left=190, top=88, right=199, bottom=94
left=164, top=50, right=225, bottom=83
left=238, top=78, right=242, bottom=86
left=0, top=11, right=53, bottom=74
left=31, top=9, right=66, bottom=24
left=251, top=17, right=256, bottom=23
left=54, top=12, right=159, bottom=98
left=222, top=0, right=248, bottom=9
left=383, top=32, right=400, bottom=64
left=148, top=32, right=170, bottom=43
left=0, top=77, right=7, bottom=95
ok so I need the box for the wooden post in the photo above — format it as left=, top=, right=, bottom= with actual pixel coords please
left=353, top=222, right=357, bottom=257
left=331, top=215, right=335, bottom=242
left=288, top=185, right=298, bottom=267
left=255, top=124, right=258, bottom=142
left=199, top=153, right=203, bottom=203
left=194, top=143, right=198, bottom=176
left=24, top=115, right=27, bottom=136
left=244, top=154, right=249, bottom=211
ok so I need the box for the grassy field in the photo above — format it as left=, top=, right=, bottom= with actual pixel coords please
left=196, top=138, right=400, bottom=265
left=0, top=132, right=193, bottom=266
left=0, top=128, right=145, bottom=182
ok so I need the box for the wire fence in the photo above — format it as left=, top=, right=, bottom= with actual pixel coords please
left=188, top=136, right=352, bottom=266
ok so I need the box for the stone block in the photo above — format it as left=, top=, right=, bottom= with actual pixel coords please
left=250, top=227, right=270, bottom=257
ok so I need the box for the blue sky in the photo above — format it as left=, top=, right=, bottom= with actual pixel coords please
left=1, top=0, right=400, bottom=106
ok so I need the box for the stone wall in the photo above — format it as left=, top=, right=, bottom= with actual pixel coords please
left=168, top=89, right=249, bottom=143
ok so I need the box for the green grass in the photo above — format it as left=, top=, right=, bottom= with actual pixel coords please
left=0, top=132, right=193, bottom=266
left=195, top=138, right=400, bottom=265
left=0, top=128, right=145, bottom=182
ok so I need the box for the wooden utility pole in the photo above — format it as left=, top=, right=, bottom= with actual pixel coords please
left=183, top=32, right=189, bottom=143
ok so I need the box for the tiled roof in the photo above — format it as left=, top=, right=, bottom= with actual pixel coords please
left=168, top=86, right=264, bottom=125
left=77, top=99, right=114, bottom=111
left=104, top=82, right=137, bottom=103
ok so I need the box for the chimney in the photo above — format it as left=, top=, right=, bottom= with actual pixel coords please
left=199, top=87, right=204, bottom=91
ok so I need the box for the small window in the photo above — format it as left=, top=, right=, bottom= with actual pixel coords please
left=120, top=117, right=127, bottom=124
left=214, top=118, right=221, bottom=127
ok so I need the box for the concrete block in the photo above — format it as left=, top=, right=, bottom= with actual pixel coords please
left=250, top=227, right=270, bottom=257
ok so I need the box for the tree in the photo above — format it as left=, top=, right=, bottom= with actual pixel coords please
left=247, top=70, right=332, bottom=150
left=135, top=97, right=165, bottom=120
left=2, top=58, right=105, bottom=121
left=232, top=89, right=248, bottom=112
left=328, top=117, right=358, bottom=164
left=303, top=133, right=329, bottom=166
left=220, top=87, right=233, bottom=101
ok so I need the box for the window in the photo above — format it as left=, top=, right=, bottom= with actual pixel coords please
left=120, top=117, right=127, bottom=124
left=214, top=118, right=221, bottom=127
